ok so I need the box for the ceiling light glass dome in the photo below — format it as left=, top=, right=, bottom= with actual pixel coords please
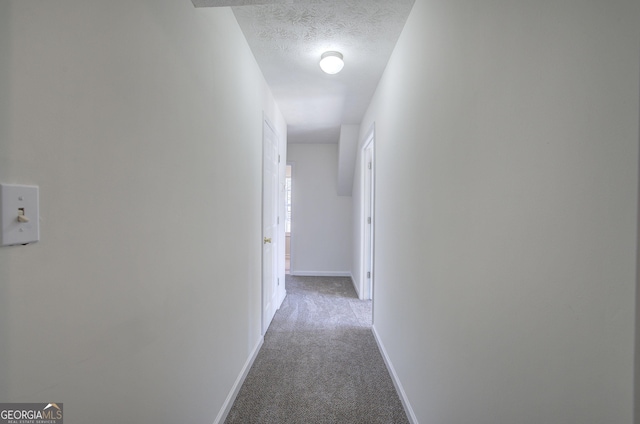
left=319, top=51, right=344, bottom=74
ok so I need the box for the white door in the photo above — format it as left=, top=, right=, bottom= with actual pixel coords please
left=262, top=118, right=279, bottom=334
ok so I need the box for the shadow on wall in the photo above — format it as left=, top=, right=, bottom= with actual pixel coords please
left=0, top=1, right=11, bottom=175
left=0, top=256, right=10, bottom=400
left=636, top=74, right=640, bottom=424
left=0, top=0, right=13, bottom=400
left=287, top=126, right=341, bottom=144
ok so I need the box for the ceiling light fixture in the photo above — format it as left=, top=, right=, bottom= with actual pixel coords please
left=319, top=51, right=344, bottom=74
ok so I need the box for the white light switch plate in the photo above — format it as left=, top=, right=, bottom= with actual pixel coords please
left=0, top=184, right=40, bottom=246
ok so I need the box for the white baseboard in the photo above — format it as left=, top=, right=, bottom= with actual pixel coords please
left=290, top=271, right=351, bottom=277
left=349, top=272, right=361, bottom=299
left=371, top=325, right=419, bottom=424
left=212, top=336, right=264, bottom=424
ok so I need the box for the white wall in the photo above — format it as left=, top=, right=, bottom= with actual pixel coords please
left=637, top=143, right=640, bottom=424
left=288, top=143, right=352, bottom=276
left=0, top=1, right=286, bottom=423
left=636, top=60, right=640, bottom=424
left=337, top=124, right=359, bottom=196
left=357, top=0, right=640, bottom=423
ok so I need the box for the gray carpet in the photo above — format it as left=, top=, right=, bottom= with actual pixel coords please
left=225, top=275, right=410, bottom=424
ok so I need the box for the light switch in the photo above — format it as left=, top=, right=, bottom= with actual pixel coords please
left=1, top=184, right=39, bottom=246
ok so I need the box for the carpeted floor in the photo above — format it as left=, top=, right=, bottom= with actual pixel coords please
left=225, top=275, right=410, bottom=424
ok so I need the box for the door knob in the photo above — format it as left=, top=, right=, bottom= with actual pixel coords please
left=264, top=237, right=272, bottom=244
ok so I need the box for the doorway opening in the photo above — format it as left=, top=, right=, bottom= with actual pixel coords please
left=285, top=164, right=293, bottom=274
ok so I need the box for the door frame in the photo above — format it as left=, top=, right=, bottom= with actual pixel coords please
left=285, top=162, right=294, bottom=275
left=360, top=125, right=376, bottom=302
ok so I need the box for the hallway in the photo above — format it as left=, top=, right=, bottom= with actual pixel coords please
left=2, top=1, right=638, bottom=422
left=225, top=276, right=408, bottom=423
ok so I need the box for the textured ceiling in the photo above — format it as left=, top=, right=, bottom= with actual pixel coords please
left=193, top=0, right=415, bottom=143
left=193, top=0, right=308, bottom=6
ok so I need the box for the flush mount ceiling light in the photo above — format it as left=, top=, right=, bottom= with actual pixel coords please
left=319, top=51, right=344, bottom=74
